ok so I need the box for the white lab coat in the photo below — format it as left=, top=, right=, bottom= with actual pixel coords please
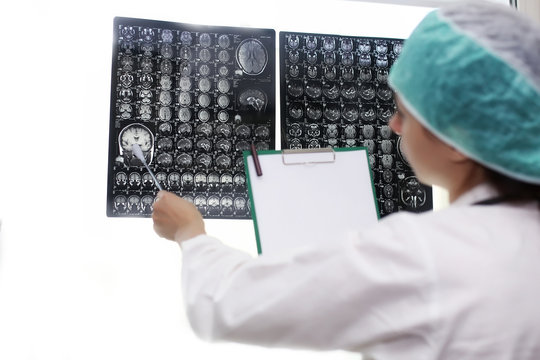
left=180, top=183, right=540, bottom=359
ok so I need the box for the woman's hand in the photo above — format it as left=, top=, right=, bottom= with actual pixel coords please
left=152, top=191, right=206, bottom=243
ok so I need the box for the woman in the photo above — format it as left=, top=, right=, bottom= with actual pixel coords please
left=152, top=1, right=540, bottom=358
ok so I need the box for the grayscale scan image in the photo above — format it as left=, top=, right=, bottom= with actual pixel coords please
left=107, top=17, right=275, bottom=218
left=279, top=32, right=432, bottom=217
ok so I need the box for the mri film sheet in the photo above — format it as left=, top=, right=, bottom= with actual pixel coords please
left=107, top=17, right=275, bottom=218
left=280, top=32, right=432, bottom=217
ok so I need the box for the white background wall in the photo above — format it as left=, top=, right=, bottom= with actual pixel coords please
left=1, top=0, right=516, bottom=359
left=517, top=0, right=540, bottom=21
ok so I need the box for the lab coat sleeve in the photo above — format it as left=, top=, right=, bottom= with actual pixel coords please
left=180, top=216, right=438, bottom=352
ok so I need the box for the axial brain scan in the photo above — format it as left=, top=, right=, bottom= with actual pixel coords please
left=107, top=17, right=275, bottom=218
left=280, top=32, right=432, bottom=217
left=236, top=39, right=268, bottom=75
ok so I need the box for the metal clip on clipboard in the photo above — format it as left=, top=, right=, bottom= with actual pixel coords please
left=281, top=148, right=336, bottom=166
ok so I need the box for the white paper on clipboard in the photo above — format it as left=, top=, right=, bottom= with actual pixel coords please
left=244, top=147, right=379, bottom=256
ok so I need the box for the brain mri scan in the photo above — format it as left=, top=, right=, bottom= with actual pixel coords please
left=280, top=32, right=432, bottom=217
left=107, top=17, right=275, bottom=218
left=236, top=39, right=268, bottom=75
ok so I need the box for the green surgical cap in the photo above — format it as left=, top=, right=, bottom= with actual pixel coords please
left=388, top=1, right=540, bottom=184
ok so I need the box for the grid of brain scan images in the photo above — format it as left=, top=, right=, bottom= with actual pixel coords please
left=279, top=32, right=432, bottom=217
left=107, top=17, right=275, bottom=218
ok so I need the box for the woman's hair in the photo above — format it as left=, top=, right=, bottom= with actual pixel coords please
left=485, top=168, right=540, bottom=202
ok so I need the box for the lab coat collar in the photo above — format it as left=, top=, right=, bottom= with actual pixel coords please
left=451, top=182, right=500, bottom=207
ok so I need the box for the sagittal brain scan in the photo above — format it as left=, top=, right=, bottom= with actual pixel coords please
left=107, top=17, right=275, bottom=218
left=280, top=32, right=432, bottom=217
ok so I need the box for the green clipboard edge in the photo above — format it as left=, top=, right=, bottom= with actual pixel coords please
left=243, top=147, right=381, bottom=255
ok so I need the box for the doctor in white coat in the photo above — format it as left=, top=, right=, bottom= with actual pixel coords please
left=152, top=1, right=540, bottom=359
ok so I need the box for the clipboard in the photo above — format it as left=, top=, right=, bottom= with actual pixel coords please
left=244, top=147, right=380, bottom=256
